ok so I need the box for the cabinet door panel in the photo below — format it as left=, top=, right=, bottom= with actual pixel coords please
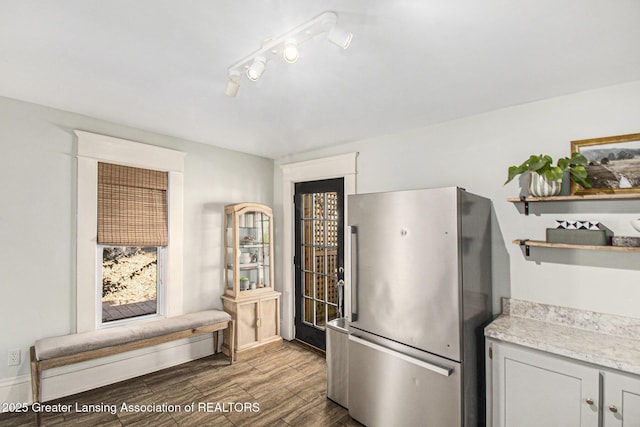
left=260, top=297, right=278, bottom=340
left=238, top=302, right=258, bottom=348
left=623, top=393, right=640, bottom=426
left=491, top=341, right=599, bottom=427
left=504, top=358, right=585, bottom=426
left=604, top=370, right=640, bottom=427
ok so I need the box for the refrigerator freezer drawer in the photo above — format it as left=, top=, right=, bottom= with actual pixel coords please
left=348, top=335, right=462, bottom=427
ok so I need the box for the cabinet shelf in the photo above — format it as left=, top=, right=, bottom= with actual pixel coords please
left=239, top=243, right=267, bottom=248
left=513, top=239, right=640, bottom=256
left=227, top=263, right=267, bottom=270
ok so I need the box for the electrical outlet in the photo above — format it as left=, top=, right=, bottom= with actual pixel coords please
left=8, top=349, right=20, bottom=366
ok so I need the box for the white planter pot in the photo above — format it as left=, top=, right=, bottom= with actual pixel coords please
left=529, top=172, right=562, bottom=197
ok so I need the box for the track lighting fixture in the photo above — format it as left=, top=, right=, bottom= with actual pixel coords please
left=225, top=11, right=353, bottom=97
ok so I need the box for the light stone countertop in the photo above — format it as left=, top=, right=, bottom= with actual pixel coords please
left=484, top=298, right=640, bottom=375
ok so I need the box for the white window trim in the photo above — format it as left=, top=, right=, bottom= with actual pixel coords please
left=75, top=130, right=185, bottom=333
left=280, top=152, right=357, bottom=340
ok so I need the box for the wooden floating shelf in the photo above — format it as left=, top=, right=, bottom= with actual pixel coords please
left=513, top=239, right=640, bottom=255
left=508, top=193, right=640, bottom=203
left=507, top=193, right=640, bottom=215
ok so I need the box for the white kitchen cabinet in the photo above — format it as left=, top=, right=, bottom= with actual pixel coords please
left=603, top=370, right=640, bottom=427
left=489, top=340, right=599, bottom=427
left=488, top=339, right=640, bottom=427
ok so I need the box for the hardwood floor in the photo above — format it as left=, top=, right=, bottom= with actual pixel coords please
left=1, top=341, right=360, bottom=426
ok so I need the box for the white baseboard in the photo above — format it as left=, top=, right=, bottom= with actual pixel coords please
left=0, top=334, right=217, bottom=410
left=0, top=374, right=31, bottom=411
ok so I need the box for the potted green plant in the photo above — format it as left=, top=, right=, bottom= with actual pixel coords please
left=504, top=152, right=592, bottom=197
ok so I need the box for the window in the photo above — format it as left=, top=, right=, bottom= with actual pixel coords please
left=100, top=246, right=164, bottom=323
left=96, top=161, right=168, bottom=325
left=76, top=130, right=185, bottom=333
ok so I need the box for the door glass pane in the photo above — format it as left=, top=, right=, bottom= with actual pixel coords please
left=304, top=272, right=314, bottom=297
left=313, top=193, right=325, bottom=218
left=304, top=246, right=314, bottom=270
left=304, top=297, right=314, bottom=324
left=316, top=300, right=326, bottom=327
left=303, top=219, right=313, bottom=242
left=327, top=275, right=338, bottom=304
left=303, top=194, right=313, bottom=218
left=327, top=304, right=338, bottom=322
left=326, top=192, right=338, bottom=219
left=314, top=250, right=325, bottom=273
left=313, top=220, right=325, bottom=246
left=315, top=275, right=325, bottom=302
left=326, top=248, right=338, bottom=275
left=326, top=220, right=338, bottom=246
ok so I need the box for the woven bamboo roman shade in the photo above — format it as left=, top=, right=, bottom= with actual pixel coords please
left=97, top=162, right=168, bottom=246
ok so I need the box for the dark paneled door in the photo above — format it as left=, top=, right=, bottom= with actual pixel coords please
left=294, top=178, right=344, bottom=350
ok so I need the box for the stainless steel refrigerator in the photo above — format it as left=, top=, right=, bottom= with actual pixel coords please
left=347, top=186, right=492, bottom=427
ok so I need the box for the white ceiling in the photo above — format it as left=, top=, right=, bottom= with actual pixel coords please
left=1, top=1, right=640, bottom=158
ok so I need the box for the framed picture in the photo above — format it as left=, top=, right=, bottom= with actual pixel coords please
left=571, top=133, right=640, bottom=195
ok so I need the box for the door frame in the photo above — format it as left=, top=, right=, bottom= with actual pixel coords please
left=280, top=153, right=357, bottom=341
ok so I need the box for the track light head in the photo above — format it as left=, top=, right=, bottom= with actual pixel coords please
left=224, top=71, right=241, bottom=97
left=328, top=26, right=353, bottom=49
left=283, top=40, right=299, bottom=63
left=247, top=56, right=266, bottom=81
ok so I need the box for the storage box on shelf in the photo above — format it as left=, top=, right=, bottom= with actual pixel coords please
left=221, top=202, right=282, bottom=360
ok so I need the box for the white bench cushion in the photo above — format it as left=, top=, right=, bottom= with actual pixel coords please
left=35, top=310, right=231, bottom=361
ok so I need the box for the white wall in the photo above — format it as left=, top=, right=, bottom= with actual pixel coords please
left=0, top=96, right=273, bottom=395
left=274, top=80, right=640, bottom=323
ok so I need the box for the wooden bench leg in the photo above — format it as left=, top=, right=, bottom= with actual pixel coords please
left=30, top=346, right=42, bottom=426
left=228, top=319, right=235, bottom=364
left=213, top=330, right=219, bottom=355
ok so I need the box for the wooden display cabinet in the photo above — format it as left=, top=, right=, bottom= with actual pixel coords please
left=221, top=203, right=282, bottom=360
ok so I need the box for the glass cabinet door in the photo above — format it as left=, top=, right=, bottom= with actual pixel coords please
left=237, top=211, right=270, bottom=291
left=225, top=204, right=273, bottom=296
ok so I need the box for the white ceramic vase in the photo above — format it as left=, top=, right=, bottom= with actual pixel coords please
left=529, top=172, right=562, bottom=197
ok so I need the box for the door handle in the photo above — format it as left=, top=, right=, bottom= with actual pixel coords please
left=336, top=279, right=345, bottom=318
left=349, top=335, right=453, bottom=377
left=348, top=226, right=358, bottom=322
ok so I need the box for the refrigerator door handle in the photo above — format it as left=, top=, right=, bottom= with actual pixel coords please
left=347, top=225, right=358, bottom=322
left=349, top=335, right=453, bottom=377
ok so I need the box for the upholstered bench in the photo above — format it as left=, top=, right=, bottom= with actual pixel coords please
left=30, top=310, right=233, bottom=425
